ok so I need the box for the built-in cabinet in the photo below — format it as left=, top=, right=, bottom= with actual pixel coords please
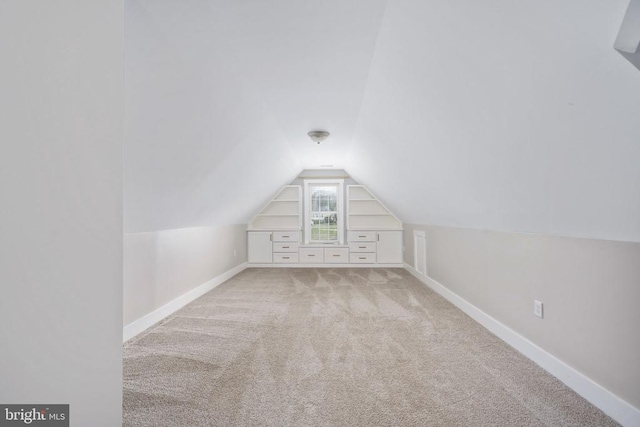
left=247, top=232, right=272, bottom=263
left=272, top=231, right=300, bottom=263
left=347, top=230, right=403, bottom=264
left=247, top=181, right=403, bottom=266
left=325, top=247, right=349, bottom=263
left=376, top=231, right=403, bottom=263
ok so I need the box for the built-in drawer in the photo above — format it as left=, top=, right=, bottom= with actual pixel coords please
left=299, top=247, right=324, bottom=263
left=348, top=231, right=376, bottom=242
left=349, top=242, right=376, bottom=253
left=272, top=231, right=299, bottom=242
left=350, top=252, right=376, bottom=264
left=273, top=253, right=299, bottom=263
left=324, top=248, right=349, bottom=264
left=273, top=242, right=299, bottom=252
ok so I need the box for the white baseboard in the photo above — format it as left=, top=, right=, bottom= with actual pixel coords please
left=404, top=263, right=640, bottom=427
left=123, top=262, right=248, bottom=343
left=246, top=263, right=404, bottom=268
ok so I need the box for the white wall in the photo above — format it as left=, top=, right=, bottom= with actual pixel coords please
left=405, top=224, right=640, bottom=415
left=0, top=1, right=123, bottom=425
left=124, top=0, right=387, bottom=232
left=124, top=225, right=247, bottom=327
left=350, top=0, right=640, bottom=243
left=121, top=1, right=640, bottom=421
left=124, top=0, right=640, bottom=241
left=351, top=2, right=640, bottom=420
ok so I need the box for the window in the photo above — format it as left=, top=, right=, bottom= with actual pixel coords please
left=304, top=179, right=344, bottom=244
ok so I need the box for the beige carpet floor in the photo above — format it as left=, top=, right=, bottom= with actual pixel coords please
left=123, top=268, right=618, bottom=426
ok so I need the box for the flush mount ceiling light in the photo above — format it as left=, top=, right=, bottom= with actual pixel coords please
left=308, top=130, right=330, bottom=144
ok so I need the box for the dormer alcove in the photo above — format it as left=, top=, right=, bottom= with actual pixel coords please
left=247, top=170, right=403, bottom=266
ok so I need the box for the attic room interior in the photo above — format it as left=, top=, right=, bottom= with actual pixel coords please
left=1, top=1, right=640, bottom=426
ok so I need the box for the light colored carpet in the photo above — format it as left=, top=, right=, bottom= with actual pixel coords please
left=123, top=268, right=618, bottom=426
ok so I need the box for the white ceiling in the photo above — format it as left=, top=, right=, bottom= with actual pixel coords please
left=125, top=0, right=386, bottom=231
left=347, top=0, right=640, bottom=242
left=125, top=0, right=640, bottom=242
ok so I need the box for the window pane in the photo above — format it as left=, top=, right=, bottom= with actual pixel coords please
left=309, top=184, right=339, bottom=243
left=311, top=186, right=337, bottom=212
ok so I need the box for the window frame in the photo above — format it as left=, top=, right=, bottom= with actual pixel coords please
left=303, top=179, right=344, bottom=245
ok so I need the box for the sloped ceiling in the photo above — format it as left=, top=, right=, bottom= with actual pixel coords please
left=125, top=0, right=640, bottom=242
left=125, top=0, right=386, bottom=232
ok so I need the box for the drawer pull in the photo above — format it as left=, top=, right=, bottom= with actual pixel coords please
left=333, top=254, right=340, bottom=257
left=358, top=235, right=366, bottom=238
left=282, top=235, right=289, bottom=238
left=308, top=254, right=315, bottom=257
left=283, top=257, right=289, bottom=259
left=282, top=246, right=289, bottom=248
left=359, top=257, right=366, bottom=260
left=359, top=246, right=366, bottom=249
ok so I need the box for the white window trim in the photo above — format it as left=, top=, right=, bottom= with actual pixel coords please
left=303, top=179, right=344, bottom=245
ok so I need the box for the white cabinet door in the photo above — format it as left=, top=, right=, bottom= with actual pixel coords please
left=376, top=231, right=403, bottom=264
left=248, top=232, right=273, bottom=263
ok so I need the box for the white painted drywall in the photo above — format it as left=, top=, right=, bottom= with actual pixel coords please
left=0, top=1, right=123, bottom=425
left=404, top=224, right=640, bottom=411
left=350, top=0, right=640, bottom=243
left=126, top=0, right=640, bottom=242
left=124, top=225, right=247, bottom=326
left=124, top=0, right=387, bottom=232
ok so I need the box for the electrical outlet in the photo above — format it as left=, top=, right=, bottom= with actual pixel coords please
left=534, top=300, right=543, bottom=318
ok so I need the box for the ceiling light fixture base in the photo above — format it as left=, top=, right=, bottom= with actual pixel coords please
left=308, top=130, right=330, bottom=144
